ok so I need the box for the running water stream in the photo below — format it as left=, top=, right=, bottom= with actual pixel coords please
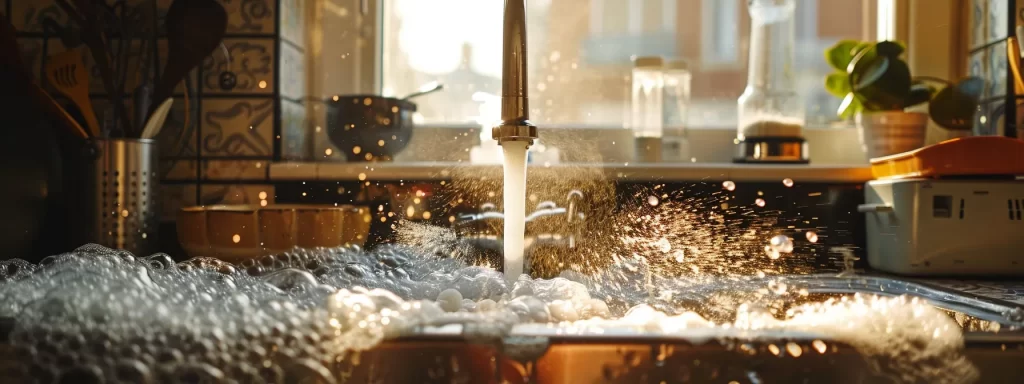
left=501, top=141, right=529, bottom=281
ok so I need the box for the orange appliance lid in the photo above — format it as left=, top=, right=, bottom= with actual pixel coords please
left=870, top=136, right=1024, bottom=180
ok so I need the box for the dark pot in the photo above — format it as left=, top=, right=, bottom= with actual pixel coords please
left=326, top=95, right=415, bottom=162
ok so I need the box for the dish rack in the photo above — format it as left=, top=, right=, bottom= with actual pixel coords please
left=861, top=137, right=1024, bottom=276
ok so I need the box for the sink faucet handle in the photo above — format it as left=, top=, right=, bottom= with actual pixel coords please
left=566, top=190, right=585, bottom=224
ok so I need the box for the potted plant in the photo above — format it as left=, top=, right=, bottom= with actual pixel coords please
left=824, top=40, right=984, bottom=159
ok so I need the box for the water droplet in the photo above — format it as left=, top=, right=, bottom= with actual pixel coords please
left=232, top=234, right=241, bottom=243
left=673, top=250, right=685, bottom=263
left=722, top=181, right=735, bottom=191
left=786, top=342, right=803, bottom=357
left=783, top=178, right=794, bottom=187
left=647, top=195, right=659, bottom=206
left=755, top=198, right=766, bottom=207
left=769, top=235, right=794, bottom=253
left=812, top=340, right=828, bottom=354
left=806, top=231, right=819, bottom=243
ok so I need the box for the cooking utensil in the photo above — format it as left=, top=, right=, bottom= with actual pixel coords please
left=31, top=86, right=92, bottom=140
left=41, top=17, right=83, bottom=48
left=326, top=95, right=416, bottom=162
left=1009, top=37, right=1024, bottom=96
left=151, top=0, right=228, bottom=116
left=45, top=49, right=102, bottom=137
left=1, top=14, right=89, bottom=139
left=141, top=98, right=174, bottom=139
left=56, top=0, right=132, bottom=135
left=401, top=82, right=445, bottom=101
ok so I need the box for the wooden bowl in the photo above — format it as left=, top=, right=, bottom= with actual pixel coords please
left=176, top=204, right=371, bottom=262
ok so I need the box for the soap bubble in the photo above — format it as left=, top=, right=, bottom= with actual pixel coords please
left=769, top=235, right=794, bottom=254
left=0, top=239, right=979, bottom=383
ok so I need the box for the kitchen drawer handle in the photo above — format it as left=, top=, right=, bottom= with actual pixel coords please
left=857, top=204, right=894, bottom=213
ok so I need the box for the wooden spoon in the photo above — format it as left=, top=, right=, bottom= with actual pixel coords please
left=1, top=14, right=89, bottom=139
left=45, top=49, right=101, bottom=137
left=150, top=0, right=228, bottom=115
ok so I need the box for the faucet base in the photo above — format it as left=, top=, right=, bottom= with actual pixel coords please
left=492, top=122, right=538, bottom=145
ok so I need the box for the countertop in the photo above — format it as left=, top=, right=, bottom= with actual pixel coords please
left=270, top=162, right=873, bottom=183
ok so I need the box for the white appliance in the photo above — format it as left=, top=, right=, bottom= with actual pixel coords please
left=861, top=178, right=1024, bottom=276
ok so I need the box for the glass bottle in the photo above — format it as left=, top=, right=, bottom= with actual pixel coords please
left=631, top=56, right=664, bottom=162
left=737, top=0, right=804, bottom=141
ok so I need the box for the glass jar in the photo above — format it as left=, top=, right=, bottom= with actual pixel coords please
left=631, top=56, right=664, bottom=162
left=664, top=59, right=691, bottom=136
left=737, top=0, right=804, bottom=141
left=631, top=56, right=665, bottom=139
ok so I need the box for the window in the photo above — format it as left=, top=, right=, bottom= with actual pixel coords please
left=701, top=0, right=740, bottom=67
left=381, top=0, right=873, bottom=128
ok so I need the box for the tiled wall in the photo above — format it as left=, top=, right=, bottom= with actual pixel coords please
left=6, top=0, right=313, bottom=220
left=968, top=0, right=1019, bottom=136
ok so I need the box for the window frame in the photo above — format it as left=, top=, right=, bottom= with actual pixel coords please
left=365, top=0, right=964, bottom=134
left=699, top=0, right=743, bottom=70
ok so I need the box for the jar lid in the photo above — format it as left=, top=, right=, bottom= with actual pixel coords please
left=665, top=58, right=690, bottom=71
left=632, top=56, right=664, bottom=68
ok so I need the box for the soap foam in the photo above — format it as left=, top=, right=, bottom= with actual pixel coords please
left=0, top=244, right=976, bottom=383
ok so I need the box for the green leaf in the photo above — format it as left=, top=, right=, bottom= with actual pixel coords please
left=824, top=72, right=851, bottom=98
left=846, top=42, right=877, bottom=74
left=852, top=42, right=873, bottom=58
left=837, top=93, right=862, bottom=119
left=825, top=40, right=863, bottom=71
left=875, top=41, right=905, bottom=57
left=929, top=77, right=985, bottom=130
left=849, top=45, right=912, bottom=110
left=904, top=82, right=935, bottom=107
left=954, top=76, right=985, bottom=101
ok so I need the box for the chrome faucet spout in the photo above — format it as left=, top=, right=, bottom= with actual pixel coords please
left=491, top=0, right=538, bottom=145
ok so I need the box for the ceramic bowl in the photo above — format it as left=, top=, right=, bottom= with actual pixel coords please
left=176, top=204, right=372, bottom=262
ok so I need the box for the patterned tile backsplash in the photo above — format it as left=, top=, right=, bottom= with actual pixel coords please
left=8, top=0, right=311, bottom=223
left=972, top=0, right=1014, bottom=98
left=201, top=38, right=276, bottom=95
left=199, top=98, right=276, bottom=156
left=217, top=0, right=277, bottom=34
left=969, top=0, right=1019, bottom=137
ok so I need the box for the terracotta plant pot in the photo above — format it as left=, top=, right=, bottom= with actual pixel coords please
left=855, top=111, right=928, bottom=160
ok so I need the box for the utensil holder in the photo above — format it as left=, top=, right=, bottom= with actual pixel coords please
left=72, top=139, right=159, bottom=255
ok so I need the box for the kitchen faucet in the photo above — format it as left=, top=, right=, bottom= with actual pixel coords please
left=491, top=0, right=538, bottom=145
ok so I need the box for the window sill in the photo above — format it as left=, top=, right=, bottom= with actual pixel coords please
left=270, top=162, right=872, bottom=183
